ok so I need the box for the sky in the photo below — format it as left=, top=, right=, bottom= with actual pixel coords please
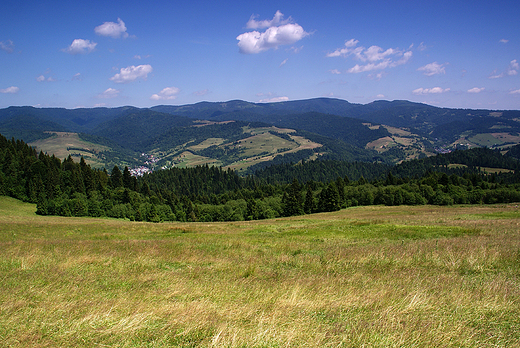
left=1, top=0, right=519, bottom=110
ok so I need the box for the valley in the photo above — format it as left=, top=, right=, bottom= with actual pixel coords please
left=2, top=98, right=520, bottom=174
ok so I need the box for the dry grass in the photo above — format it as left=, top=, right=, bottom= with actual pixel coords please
left=1, top=197, right=519, bottom=347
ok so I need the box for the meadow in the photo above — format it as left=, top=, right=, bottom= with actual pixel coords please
left=1, top=196, right=519, bottom=347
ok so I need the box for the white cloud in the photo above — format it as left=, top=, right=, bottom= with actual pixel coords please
left=150, top=87, right=180, bottom=101
left=97, top=88, right=120, bottom=99
left=376, top=94, right=385, bottom=98
left=417, top=42, right=427, bottom=51
left=326, top=39, right=359, bottom=57
left=0, top=40, right=14, bottom=53
left=328, top=39, right=412, bottom=73
left=237, top=12, right=309, bottom=54
left=72, top=73, right=82, bottom=81
left=499, top=39, right=509, bottom=44
left=63, top=39, right=97, bottom=55
left=246, top=10, right=291, bottom=29
left=417, top=62, right=446, bottom=76
left=36, top=74, right=56, bottom=82
left=280, top=58, right=288, bottom=67
left=288, top=46, right=303, bottom=54
left=413, top=87, right=450, bottom=95
left=468, top=87, right=485, bottom=93
left=95, top=18, right=129, bottom=39
left=0, top=86, right=19, bottom=94
left=110, top=65, right=152, bottom=83
left=510, top=89, right=520, bottom=95
left=259, top=96, right=289, bottom=103
left=330, top=69, right=341, bottom=75
left=489, top=59, right=519, bottom=78
left=509, top=60, right=519, bottom=75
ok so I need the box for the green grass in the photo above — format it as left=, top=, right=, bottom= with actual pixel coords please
left=1, top=197, right=519, bottom=347
left=29, top=132, right=110, bottom=168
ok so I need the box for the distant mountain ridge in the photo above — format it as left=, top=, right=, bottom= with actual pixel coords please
left=1, top=98, right=520, bottom=171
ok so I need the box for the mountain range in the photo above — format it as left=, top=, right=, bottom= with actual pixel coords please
left=1, top=98, right=520, bottom=172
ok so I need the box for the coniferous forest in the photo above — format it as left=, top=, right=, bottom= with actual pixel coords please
left=1, top=133, right=520, bottom=222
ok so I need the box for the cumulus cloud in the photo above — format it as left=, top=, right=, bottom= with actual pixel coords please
left=417, top=62, right=446, bottom=76
left=0, top=40, right=14, bottom=53
left=327, top=39, right=412, bottom=74
left=0, top=86, right=19, bottom=94
left=468, top=87, right=485, bottom=93
left=110, top=65, right=152, bottom=83
left=63, top=39, right=97, bottom=54
left=259, top=96, right=289, bottom=103
left=237, top=11, right=309, bottom=54
left=95, top=18, right=129, bottom=38
left=412, top=87, right=450, bottom=95
left=376, top=94, right=385, bottom=98
left=36, top=72, right=56, bottom=82
left=489, top=60, right=519, bottom=78
left=246, top=10, right=291, bottom=29
left=150, top=87, right=180, bottom=101
left=97, top=88, right=120, bottom=99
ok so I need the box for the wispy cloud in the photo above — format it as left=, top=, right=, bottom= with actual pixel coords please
left=0, top=40, right=14, bottom=53
left=510, top=89, right=520, bottom=95
left=330, top=69, right=341, bottom=75
left=327, top=39, right=412, bottom=74
left=237, top=11, right=309, bottom=54
left=110, top=65, right=153, bottom=83
left=468, top=87, right=485, bottom=93
left=95, top=18, right=129, bottom=39
left=417, top=62, right=446, bottom=76
left=193, top=89, right=209, bottom=96
left=413, top=87, right=450, bottom=95
left=0, top=86, right=19, bottom=94
left=489, top=59, right=518, bottom=78
left=63, top=39, right=97, bottom=55
left=499, top=39, right=509, bottom=44
left=280, top=58, right=288, bottom=67
left=258, top=96, right=289, bottom=103
left=150, top=87, right=180, bottom=101
left=97, top=88, right=120, bottom=99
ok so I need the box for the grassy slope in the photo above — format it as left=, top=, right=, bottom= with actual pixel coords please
left=29, top=132, right=110, bottom=167
left=1, top=196, right=519, bottom=347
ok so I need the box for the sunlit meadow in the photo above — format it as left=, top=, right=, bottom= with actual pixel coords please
left=1, top=196, right=519, bottom=347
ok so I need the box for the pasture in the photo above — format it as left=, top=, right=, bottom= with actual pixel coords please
left=0, top=196, right=519, bottom=347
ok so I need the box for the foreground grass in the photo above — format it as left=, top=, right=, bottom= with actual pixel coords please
left=1, top=197, right=519, bottom=347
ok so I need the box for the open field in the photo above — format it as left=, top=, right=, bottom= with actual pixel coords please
left=1, top=197, right=519, bottom=347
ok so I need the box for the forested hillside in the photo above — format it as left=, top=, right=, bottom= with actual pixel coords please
left=2, top=97, right=520, bottom=171
left=2, top=134, right=520, bottom=223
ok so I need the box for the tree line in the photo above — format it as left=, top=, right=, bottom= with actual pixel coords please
left=1, top=133, right=520, bottom=223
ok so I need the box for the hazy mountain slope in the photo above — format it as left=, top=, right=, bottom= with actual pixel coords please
left=91, top=110, right=195, bottom=151
left=0, top=106, right=138, bottom=133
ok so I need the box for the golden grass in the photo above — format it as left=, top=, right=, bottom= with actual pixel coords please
left=1, top=198, right=519, bottom=347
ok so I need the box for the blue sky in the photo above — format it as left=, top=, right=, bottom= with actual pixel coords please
left=1, top=0, right=519, bottom=110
